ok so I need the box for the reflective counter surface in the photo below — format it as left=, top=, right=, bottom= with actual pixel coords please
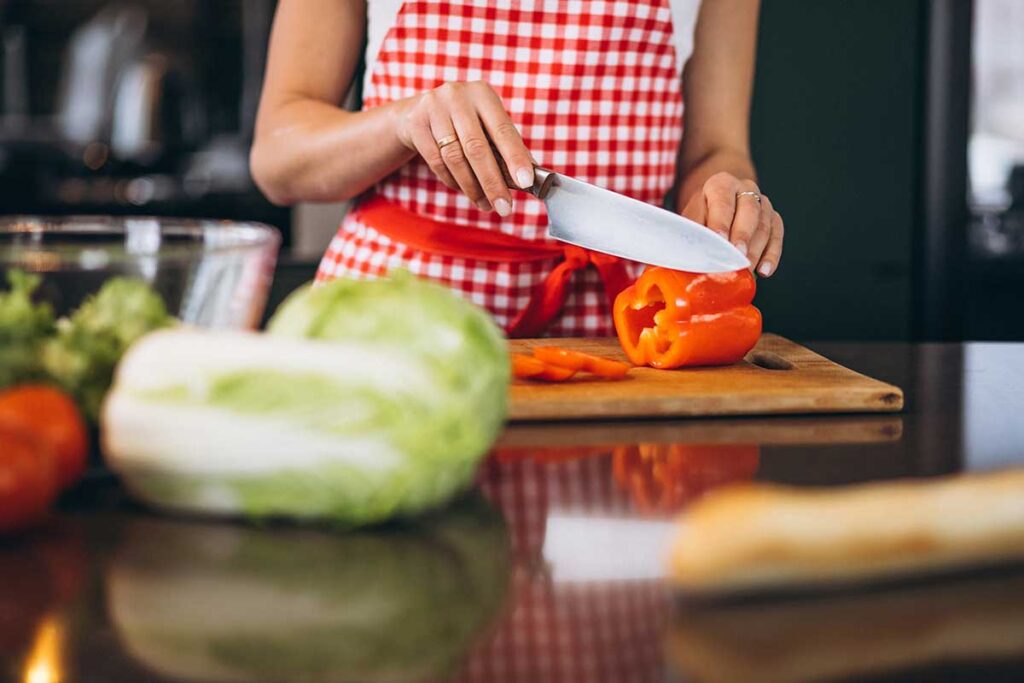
left=2, top=342, right=1024, bottom=682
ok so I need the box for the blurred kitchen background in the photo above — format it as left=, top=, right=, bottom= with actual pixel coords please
left=0, top=0, right=1021, bottom=341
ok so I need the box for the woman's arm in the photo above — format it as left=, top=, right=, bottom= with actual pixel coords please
left=250, top=0, right=398, bottom=205
left=250, top=0, right=534, bottom=212
left=676, top=0, right=783, bottom=277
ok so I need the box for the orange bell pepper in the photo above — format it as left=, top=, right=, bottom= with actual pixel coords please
left=613, top=267, right=762, bottom=369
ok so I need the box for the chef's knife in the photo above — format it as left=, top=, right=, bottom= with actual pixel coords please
left=520, top=166, right=750, bottom=273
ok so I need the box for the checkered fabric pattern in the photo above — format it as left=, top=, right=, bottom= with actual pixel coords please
left=317, top=0, right=684, bottom=336
left=454, top=454, right=673, bottom=682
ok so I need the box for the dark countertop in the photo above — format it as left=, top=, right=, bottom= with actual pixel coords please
left=3, top=341, right=1024, bottom=682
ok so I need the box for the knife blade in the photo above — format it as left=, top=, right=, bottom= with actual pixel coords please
left=528, top=167, right=750, bottom=272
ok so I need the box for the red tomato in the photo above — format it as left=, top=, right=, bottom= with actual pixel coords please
left=0, top=386, right=88, bottom=489
left=0, top=426, right=59, bottom=534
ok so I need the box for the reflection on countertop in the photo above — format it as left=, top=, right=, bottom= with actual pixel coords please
left=668, top=571, right=1024, bottom=683
left=105, top=498, right=509, bottom=683
left=1, top=341, right=1023, bottom=682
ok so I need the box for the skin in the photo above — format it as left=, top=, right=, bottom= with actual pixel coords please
left=251, top=0, right=782, bottom=276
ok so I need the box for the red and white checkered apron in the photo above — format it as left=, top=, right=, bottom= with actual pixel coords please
left=317, top=0, right=685, bottom=337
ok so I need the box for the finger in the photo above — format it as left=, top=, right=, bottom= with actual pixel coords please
left=474, top=82, right=535, bottom=189
left=447, top=93, right=514, bottom=216
left=680, top=188, right=707, bottom=225
left=728, top=180, right=763, bottom=256
left=745, top=194, right=774, bottom=267
left=757, top=211, right=784, bottom=277
left=430, top=113, right=489, bottom=210
left=704, top=172, right=742, bottom=239
left=408, top=115, right=459, bottom=191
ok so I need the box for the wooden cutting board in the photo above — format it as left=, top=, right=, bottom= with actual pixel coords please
left=508, top=334, right=903, bottom=421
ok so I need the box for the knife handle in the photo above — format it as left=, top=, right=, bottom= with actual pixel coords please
left=488, top=141, right=556, bottom=199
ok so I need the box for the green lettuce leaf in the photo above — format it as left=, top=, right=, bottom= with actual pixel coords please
left=268, top=271, right=510, bottom=469
left=0, top=270, right=55, bottom=387
left=42, top=277, right=173, bottom=420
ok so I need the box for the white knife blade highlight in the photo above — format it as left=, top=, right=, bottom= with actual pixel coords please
left=540, top=172, right=750, bottom=272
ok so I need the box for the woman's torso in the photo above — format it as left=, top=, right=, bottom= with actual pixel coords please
left=318, top=0, right=699, bottom=336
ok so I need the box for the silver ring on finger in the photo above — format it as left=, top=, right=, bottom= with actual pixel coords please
left=435, top=134, right=459, bottom=149
left=736, top=190, right=761, bottom=204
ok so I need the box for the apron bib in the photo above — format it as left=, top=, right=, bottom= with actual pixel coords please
left=318, top=0, right=685, bottom=337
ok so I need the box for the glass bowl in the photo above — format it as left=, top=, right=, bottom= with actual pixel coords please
left=0, top=215, right=281, bottom=328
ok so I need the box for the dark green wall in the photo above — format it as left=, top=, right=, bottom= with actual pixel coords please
left=750, top=0, right=925, bottom=340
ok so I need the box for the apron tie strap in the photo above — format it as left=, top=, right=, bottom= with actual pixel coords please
left=353, top=195, right=633, bottom=337
left=508, top=245, right=632, bottom=338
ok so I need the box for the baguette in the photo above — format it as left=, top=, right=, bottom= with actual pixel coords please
left=668, top=468, right=1024, bottom=594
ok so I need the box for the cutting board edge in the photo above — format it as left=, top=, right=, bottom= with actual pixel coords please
left=508, top=400, right=904, bottom=422
left=509, top=382, right=904, bottom=418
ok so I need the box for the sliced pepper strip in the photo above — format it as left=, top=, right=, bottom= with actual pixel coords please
left=613, top=267, right=762, bottom=369
left=533, top=364, right=577, bottom=381
left=511, top=353, right=578, bottom=382
left=511, top=353, right=548, bottom=378
left=532, top=347, right=631, bottom=379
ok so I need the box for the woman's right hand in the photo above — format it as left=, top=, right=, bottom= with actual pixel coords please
left=394, top=81, right=535, bottom=217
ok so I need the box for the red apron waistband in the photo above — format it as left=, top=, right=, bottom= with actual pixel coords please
left=352, top=194, right=633, bottom=337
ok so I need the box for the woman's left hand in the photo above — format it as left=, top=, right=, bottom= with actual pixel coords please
left=680, top=172, right=784, bottom=278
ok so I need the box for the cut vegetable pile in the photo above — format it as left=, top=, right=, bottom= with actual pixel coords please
left=1, top=258, right=763, bottom=532
left=512, top=347, right=631, bottom=382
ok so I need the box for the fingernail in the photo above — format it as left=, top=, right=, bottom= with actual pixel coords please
left=759, top=261, right=774, bottom=277
left=734, top=241, right=748, bottom=256
left=493, top=198, right=512, bottom=217
left=516, top=168, right=535, bottom=189
left=476, top=199, right=491, bottom=211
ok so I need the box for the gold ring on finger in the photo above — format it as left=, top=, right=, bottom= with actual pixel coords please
left=736, top=190, right=761, bottom=204
left=435, top=135, right=459, bottom=149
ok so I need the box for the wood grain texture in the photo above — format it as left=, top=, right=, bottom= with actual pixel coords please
left=508, top=334, right=904, bottom=421
left=498, top=415, right=903, bottom=448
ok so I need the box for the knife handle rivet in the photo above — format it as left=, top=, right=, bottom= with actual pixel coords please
left=534, top=167, right=557, bottom=199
